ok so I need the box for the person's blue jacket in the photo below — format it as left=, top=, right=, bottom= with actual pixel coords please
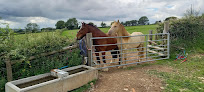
left=79, top=37, right=88, bottom=57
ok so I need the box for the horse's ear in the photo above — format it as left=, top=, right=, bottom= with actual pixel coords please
left=117, top=20, right=120, bottom=23
left=82, top=22, right=85, bottom=26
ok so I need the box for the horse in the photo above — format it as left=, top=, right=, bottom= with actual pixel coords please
left=107, top=20, right=145, bottom=66
left=76, top=22, right=120, bottom=70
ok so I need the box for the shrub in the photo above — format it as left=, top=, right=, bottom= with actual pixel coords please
left=157, top=16, right=204, bottom=55
left=0, top=25, right=82, bottom=92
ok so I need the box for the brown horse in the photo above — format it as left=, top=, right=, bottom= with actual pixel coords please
left=76, top=23, right=120, bottom=67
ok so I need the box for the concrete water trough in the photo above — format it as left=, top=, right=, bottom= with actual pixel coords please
left=5, top=65, right=98, bottom=92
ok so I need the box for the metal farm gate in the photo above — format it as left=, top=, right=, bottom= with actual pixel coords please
left=86, top=33, right=170, bottom=69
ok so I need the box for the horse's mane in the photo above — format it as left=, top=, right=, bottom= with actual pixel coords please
left=87, top=24, right=100, bottom=30
left=120, top=24, right=130, bottom=36
left=86, top=24, right=107, bottom=37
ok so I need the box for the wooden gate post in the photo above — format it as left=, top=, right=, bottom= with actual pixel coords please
left=86, top=33, right=93, bottom=66
left=163, top=21, right=169, bottom=57
left=149, top=30, right=153, bottom=45
left=163, top=21, right=169, bottom=34
left=5, top=56, right=13, bottom=81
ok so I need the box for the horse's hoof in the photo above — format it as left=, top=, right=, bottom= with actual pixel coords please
left=123, top=66, right=127, bottom=69
left=102, top=68, right=109, bottom=72
left=118, top=66, right=123, bottom=68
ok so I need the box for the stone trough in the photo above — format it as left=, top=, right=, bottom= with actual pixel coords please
left=5, top=65, right=98, bottom=92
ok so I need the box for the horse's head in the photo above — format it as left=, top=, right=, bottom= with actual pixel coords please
left=108, top=20, right=122, bottom=36
left=76, top=22, right=89, bottom=40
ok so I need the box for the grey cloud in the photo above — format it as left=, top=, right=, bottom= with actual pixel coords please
left=0, top=0, right=203, bottom=28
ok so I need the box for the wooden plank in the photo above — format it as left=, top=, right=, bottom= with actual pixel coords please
left=86, top=33, right=92, bottom=66
left=147, top=45, right=165, bottom=51
left=148, top=40, right=158, bottom=45
left=155, top=33, right=158, bottom=40
left=147, top=49, right=165, bottom=56
left=149, top=30, right=153, bottom=45
left=5, top=57, right=13, bottom=81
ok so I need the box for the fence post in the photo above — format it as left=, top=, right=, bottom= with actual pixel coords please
left=163, top=21, right=169, bottom=57
left=149, top=30, right=153, bottom=45
left=163, top=21, right=169, bottom=34
left=146, top=35, right=148, bottom=62
left=5, top=56, right=13, bottom=81
left=86, top=33, right=92, bottom=66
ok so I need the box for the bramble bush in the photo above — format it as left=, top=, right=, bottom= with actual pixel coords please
left=0, top=24, right=82, bottom=92
left=157, top=15, right=204, bottom=55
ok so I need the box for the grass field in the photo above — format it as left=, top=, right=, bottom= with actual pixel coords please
left=149, top=53, right=204, bottom=91
left=61, top=24, right=158, bottom=39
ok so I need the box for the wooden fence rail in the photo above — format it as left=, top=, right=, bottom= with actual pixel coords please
left=148, top=21, right=169, bottom=57
left=5, top=44, right=78, bottom=81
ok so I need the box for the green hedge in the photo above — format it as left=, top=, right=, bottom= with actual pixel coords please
left=157, top=15, right=204, bottom=54
left=0, top=27, right=82, bottom=92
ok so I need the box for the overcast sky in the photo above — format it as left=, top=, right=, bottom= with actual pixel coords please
left=0, top=0, right=203, bottom=28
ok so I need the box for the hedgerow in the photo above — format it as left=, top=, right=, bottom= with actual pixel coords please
left=157, top=15, right=204, bottom=55
left=0, top=24, right=82, bottom=92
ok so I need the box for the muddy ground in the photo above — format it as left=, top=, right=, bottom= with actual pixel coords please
left=88, top=64, right=173, bottom=92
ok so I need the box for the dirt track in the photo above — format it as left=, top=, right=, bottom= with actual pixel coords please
left=88, top=64, right=173, bottom=92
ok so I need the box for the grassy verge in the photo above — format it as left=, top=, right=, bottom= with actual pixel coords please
left=147, top=53, right=204, bottom=91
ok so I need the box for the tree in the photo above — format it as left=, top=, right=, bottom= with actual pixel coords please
left=130, top=20, right=138, bottom=26
left=65, top=18, right=78, bottom=30
left=165, top=17, right=177, bottom=21
left=25, top=23, right=40, bottom=33
left=125, top=21, right=131, bottom=26
left=55, top=20, right=65, bottom=29
left=16, top=29, right=25, bottom=34
left=41, top=27, right=55, bottom=31
left=184, top=4, right=199, bottom=17
left=101, top=22, right=106, bottom=28
left=154, top=20, right=162, bottom=24
left=88, top=22, right=97, bottom=27
left=121, top=22, right=126, bottom=26
left=138, top=16, right=149, bottom=25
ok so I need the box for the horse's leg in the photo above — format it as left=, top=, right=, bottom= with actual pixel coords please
left=118, top=50, right=125, bottom=68
left=102, top=52, right=109, bottom=71
left=95, top=51, right=100, bottom=64
left=123, top=50, right=127, bottom=68
left=117, top=50, right=121, bottom=65
left=111, top=47, right=120, bottom=64
left=138, top=43, right=145, bottom=62
left=102, top=52, right=106, bottom=63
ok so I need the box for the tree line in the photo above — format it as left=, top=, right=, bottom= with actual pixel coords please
left=55, top=18, right=107, bottom=30
left=55, top=16, right=150, bottom=30
left=12, top=16, right=150, bottom=33
left=10, top=16, right=178, bottom=34
left=119, top=16, right=150, bottom=26
left=12, top=16, right=173, bottom=34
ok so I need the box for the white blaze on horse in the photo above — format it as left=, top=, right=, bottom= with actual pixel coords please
left=107, top=20, right=145, bottom=65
